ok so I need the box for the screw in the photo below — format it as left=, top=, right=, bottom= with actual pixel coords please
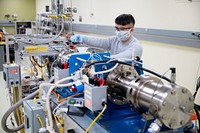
left=162, top=114, right=167, bottom=120
left=171, top=90, right=177, bottom=95
left=169, top=123, right=175, bottom=128
left=180, top=120, right=185, bottom=125
left=189, top=97, right=194, bottom=102
left=182, top=88, right=187, bottom=93
left=149, top=104, right=158, bottom=114
left=162, top=101, right=166, bottom=106
left=102, top=65, right=107, bottom=70
left=137, top=129, right=142, bottom=133
left=180, top=106, right=186, bottom=112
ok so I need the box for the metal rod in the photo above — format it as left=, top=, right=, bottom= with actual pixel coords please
left=103, top=55, right=111, bottom=59
left=5, top=36, right=10, bottom=64
left=76, top=57, right=86, bottom=62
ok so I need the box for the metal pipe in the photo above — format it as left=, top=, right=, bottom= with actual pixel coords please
left=5, top=36, right=10, bottom=64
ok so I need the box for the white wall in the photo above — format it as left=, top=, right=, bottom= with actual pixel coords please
left=72, top=0, right=200, bottom=32
left=36, top=0, right=200, bottom=104
left=36, top=0, right=200, bottom=31
left=36, top=0, right=51, bottom=13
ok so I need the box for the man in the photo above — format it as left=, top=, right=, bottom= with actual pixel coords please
left=70, top=14, right=143, bottom=59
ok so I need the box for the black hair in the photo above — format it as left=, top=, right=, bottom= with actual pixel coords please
left=115, top=14, right=135, bottom=26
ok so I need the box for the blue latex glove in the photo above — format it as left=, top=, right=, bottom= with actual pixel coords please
left=70, top=34, right=85, bottom=43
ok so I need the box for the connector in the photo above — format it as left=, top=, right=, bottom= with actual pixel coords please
left=102, top=101, right=106, bottom=106
left=74, top=69, right=83, bottom=80
left=147, top=119, right=162, bottom=133
left=38, top=128, right=48, bottom=133
left=170, top=67, right=176, bottom=83
left=56, top=122, right=61, bottom=127
left=170, top=67, right=176, bottom=73
left=56, top=108, right=68, bottom=115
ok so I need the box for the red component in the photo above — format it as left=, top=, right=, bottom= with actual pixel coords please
left=64, top=63, right=69, bottom=69
left=98, top=78, right=105, bottom=86
left=10, top=69, right=18, bottom=73
left=70, top=45, right=75, bottom=49
left=65, top=34, right=69, bottom=39
left=71, top=86, right=77, bottom=92
left=190, top=113, right=197, bottom=120
left=85, top=99, right=91, bottom=107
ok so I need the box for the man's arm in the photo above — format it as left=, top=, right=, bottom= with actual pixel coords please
left=111, top=48, right=133, bottom=59
left=83, top=36, right=113, bottom=51
left=111, top=44, right=143, bottom=59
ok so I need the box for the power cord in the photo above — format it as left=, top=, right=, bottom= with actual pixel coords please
left=85, top=102, right=107, bottom=133
left=193, top=76, right=200, bottom=132
left=193, top=76, right=200, bottom=99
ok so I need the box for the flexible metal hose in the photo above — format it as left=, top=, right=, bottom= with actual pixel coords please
left=1, top=77, right=54, bottom=132
left=1, top=86, right=39, bottom=132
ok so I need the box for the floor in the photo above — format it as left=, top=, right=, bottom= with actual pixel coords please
left=0, top=71, right=14, bottom=133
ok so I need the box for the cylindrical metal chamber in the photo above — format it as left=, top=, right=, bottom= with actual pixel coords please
left=106, top=70, right=194, bottom=129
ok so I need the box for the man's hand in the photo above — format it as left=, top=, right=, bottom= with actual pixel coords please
left=70, top=34, right=85, bottom=43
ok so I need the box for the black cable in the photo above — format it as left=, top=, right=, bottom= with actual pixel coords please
left=135, top=65, right=171, bottom=83
left=193, top=77, right=200, bottom=132
left=85, top=60, right=172, bottom=83
left=85, top=60, right=109, bottom=68
left=193, top=76, right=200, bottom=99
left=114, top=60, right=172, bottom=82
left=194, top=104, right=200, bottom=132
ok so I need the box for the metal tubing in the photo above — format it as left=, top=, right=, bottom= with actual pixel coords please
left=5, top=36, right=10, bottom=64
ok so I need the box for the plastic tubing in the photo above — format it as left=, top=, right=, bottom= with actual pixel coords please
left=45, top=76, right=75, bottom=132
left=1, top=76, right=76, bottom=133
left=50, top=57, right=60, bottom=77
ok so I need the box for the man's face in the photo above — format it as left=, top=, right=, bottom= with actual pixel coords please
left=115, top=23, right=134, bottom=34
left=115, top=23, right=134, bottom=42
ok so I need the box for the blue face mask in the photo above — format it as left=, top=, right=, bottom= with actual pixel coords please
left=115, top=29, right=131, bottom=42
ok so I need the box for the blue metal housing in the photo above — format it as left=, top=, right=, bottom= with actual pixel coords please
left=56, top=52, right=110, bottom=98
left=85, top=101, right=185, bottom=133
